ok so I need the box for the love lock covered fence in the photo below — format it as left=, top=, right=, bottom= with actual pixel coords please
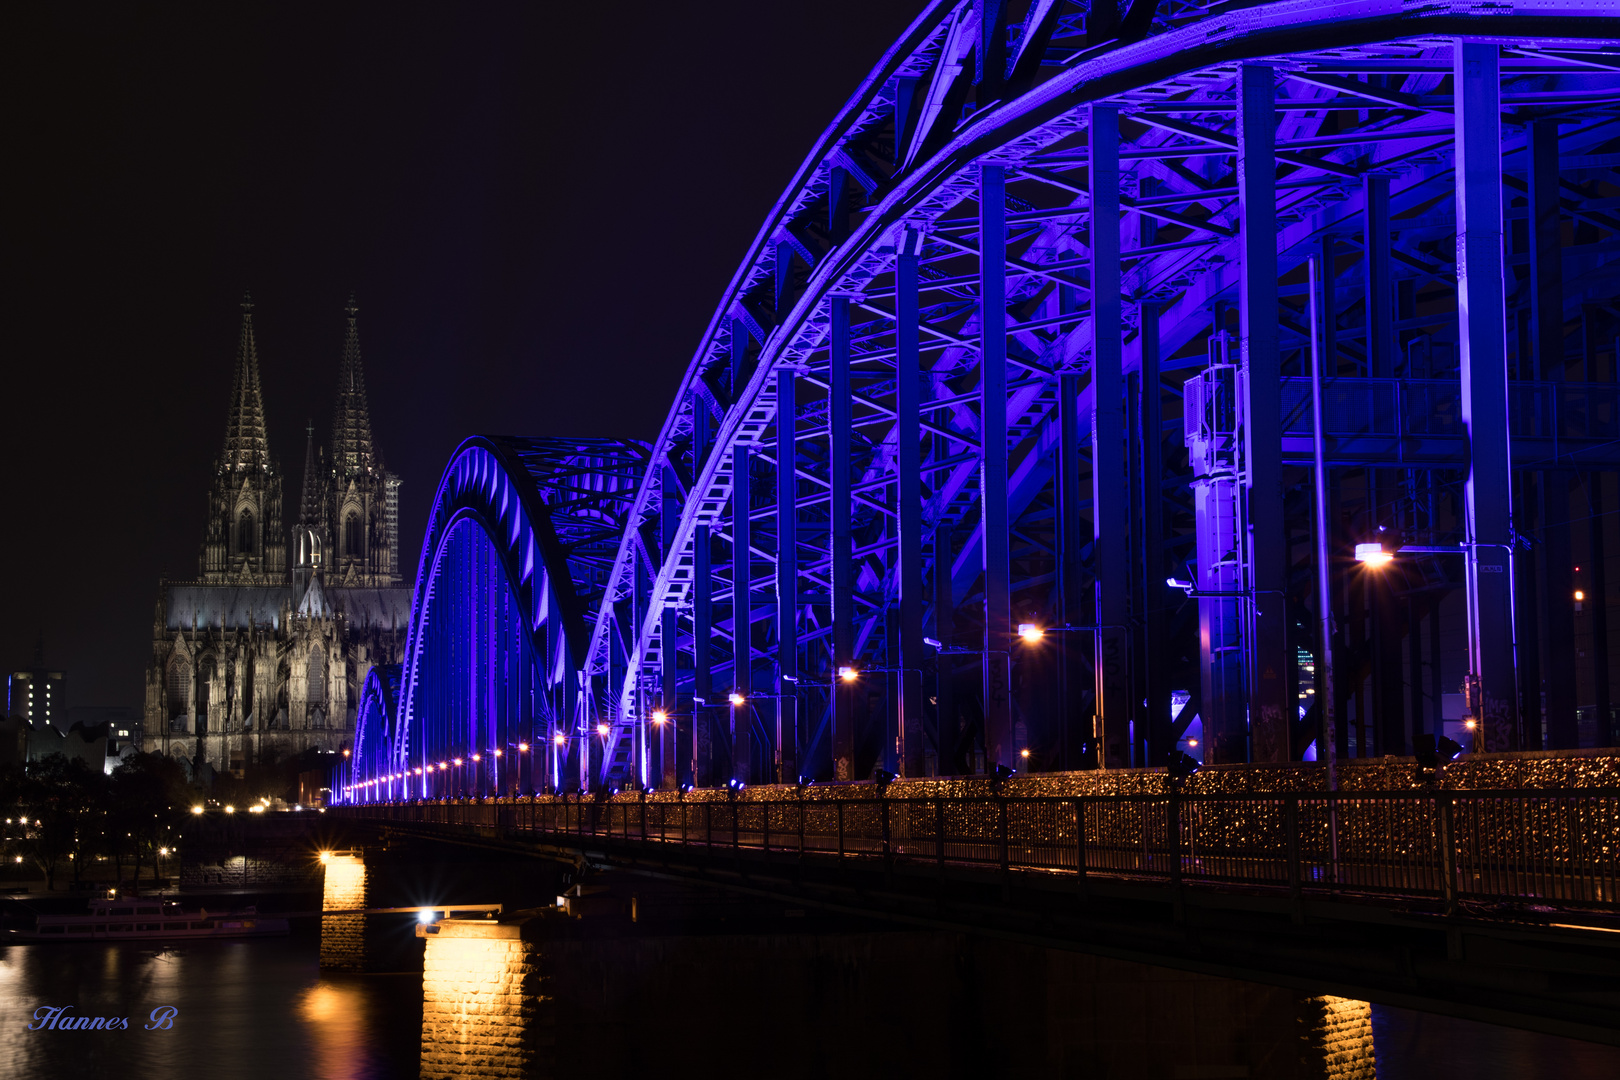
left=348, top=787, right=1620, bottom=914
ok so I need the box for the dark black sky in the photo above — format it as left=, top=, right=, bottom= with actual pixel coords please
left=4, top=1, right=922, bottom=710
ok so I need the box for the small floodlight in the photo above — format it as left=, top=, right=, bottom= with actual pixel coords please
left=596, top=723, right=610, bottom=737
left=471, top=753, right=481, bottom=762
left=341, top=748, right=350, bottom=758
left=518, top=742, right=530, bottom=752
left=1414, top=734, right=1465, bottom=771
left=923, top=637, right=942, bottom=649
left=223, top=805, right=235, bottom=814
left=727, top=777, right=746, bottom=793
left=837, top=666, right=859, bottom=682
left=191, top=805, right=204, bottom=815
left=651, top=709, right=668, bottom=724
left=1354, top=542, right=1394, bottom=568
left=1167, top=577, right=1195, bottom=592
left=1020, top=748, right=1031, bottom=759
left=554, top=733, right=567, bottom=746
left=728, top=692, right=746, bottom=707
left=1166, top=750, right=1201, bottom=789
left=417, top=908, right=436, bottom=924
left=1017, top=623, right=1044, bottom=643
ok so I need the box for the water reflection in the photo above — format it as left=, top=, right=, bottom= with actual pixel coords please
left=0, top=938, right=420, bottom=1080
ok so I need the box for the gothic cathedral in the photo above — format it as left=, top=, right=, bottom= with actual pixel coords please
left=144, top=296, right=411, bottom=778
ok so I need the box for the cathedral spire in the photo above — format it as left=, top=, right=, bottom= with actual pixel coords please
left=222, top=292, right=271, bottom=471
left=331, top=294, right=376, bottom=476
left=298, top=419, right=321, bottom=526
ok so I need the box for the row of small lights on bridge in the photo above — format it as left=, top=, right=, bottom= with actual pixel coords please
left=347, top=622, right=1099, bottom=793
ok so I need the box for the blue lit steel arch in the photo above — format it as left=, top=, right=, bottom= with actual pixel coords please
left=588, top=0, right=1620, bottom=790
left=346, top=436, right=645, bottom=802
left=346, top=663, right=401, bottom=802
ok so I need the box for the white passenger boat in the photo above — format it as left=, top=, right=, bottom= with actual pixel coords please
left=21, top=897, right=290, bottom=941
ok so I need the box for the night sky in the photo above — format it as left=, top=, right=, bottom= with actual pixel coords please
left=5, top=2, right=922, bottom=711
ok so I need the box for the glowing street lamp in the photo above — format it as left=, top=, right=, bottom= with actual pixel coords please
left=191, top=805, right=205, bottom=815
left=223, top=805, right=235, bottom=815
left=1354, top=542, right=1394, bottom=568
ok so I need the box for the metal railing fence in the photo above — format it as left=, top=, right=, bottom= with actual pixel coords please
left=346, top=788, right=1619, bottom=912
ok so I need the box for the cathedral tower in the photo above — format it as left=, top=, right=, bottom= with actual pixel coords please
left=200, top=294, right=286, bottom=584
left=327, top=298, right=401, bottom=587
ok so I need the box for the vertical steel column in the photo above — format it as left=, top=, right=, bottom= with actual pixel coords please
left=732, top=445, right=752, bottom=784
left=1590, top=475, right=1611, bottom=744
left=691, top=400, right=713, bottom=784
left=1138, top=301, right=1169, bottom=764
left=980, top=164, right=1013, bottom=771
left=660, top=465, right=679, bottom=788
left=935, top=528, right=958, bottom=771
left=830, top=297, right=856, bottom=780
left=1057, top=370, right=1086, bottom=768
left=693, top=523, right=713, bottom=784
left=1090, top=105, right=1130, bottom=769
left=1515, top=472, right=1544, bottom=749
left=1364, top=173, right=1398, bottom=753
left=1528, top=120, right=1564, bottom=381
left=1544, top=472, right=1576, bottom=747
left=1238, top=63, right=1290, bottom=762
left=1532, top=119, right=1576, bottom=748
left=776, top=369, right=799, bottom=782
left=897, top=238, right=926, bottom=777
left=1363, top=175, right=1392, bottom=377
left=1454, top=41, right=1519, bottom=751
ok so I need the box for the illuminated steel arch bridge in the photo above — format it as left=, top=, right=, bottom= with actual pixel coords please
left=345, top=1, right=1620, bottom=802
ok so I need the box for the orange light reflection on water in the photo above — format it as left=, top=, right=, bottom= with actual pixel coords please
left=297, top=980, right=370, bottom=1080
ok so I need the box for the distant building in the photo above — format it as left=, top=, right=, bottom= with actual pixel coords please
left=67, top=705, right=142, bottom=765
left=0, top=715, right=111, bottom=774
left=144, top=296, right=410, bottom=776
left=7, top=655, right=65, bottom=727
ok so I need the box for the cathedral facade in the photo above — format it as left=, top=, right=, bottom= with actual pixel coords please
left=144, top=297, right=411, bottom=777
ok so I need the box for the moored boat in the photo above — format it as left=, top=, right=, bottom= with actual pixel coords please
left=19, top=897, right=289, bottom=941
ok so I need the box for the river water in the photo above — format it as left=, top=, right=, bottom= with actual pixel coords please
left=0, top=935, right=1614, bottom=1079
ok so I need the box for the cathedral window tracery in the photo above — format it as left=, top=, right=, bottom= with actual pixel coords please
left=238, top=510, right=255, bottom=556
left=344, top=512, right=362, bottom=558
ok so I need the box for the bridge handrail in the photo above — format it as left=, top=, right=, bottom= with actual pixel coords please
left=341, top=787, right=1620, bottom=915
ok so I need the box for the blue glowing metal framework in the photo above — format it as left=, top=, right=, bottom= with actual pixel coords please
left=344, top=1, right=1620, bottom=802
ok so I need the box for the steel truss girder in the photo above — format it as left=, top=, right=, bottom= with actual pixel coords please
left=576, top=2, right=1620, bottom=786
